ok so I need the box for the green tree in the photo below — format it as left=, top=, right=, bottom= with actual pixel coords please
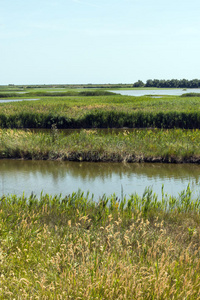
left=133, top=80, right=145, bottom=87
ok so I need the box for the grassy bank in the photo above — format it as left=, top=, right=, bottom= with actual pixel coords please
left=0, top=189, right=199, bottom=299
left=1, top=94, right=200, bottom=129
left=0, top=128, right=200, bottom=163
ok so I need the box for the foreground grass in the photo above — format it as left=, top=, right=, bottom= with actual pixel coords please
left=0, top=188, right=200, bottom=299
left=0, top=128, right=200, bottom=163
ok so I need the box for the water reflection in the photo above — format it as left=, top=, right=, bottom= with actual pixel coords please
left=0, top=160, right=200, bottom=199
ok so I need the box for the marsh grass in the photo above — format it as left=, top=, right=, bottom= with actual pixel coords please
left=1, top=94, right=200, bottom=129
left=0, top=188, right=200, bottom=299
left=0, top=90, right=114, bottom=98
left=0, top=128, right=200, bottom=162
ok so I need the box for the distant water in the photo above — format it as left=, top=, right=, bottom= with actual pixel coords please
left=111, top=89, right=200, bottom=97
left=0, top=98, right=39, bottom=103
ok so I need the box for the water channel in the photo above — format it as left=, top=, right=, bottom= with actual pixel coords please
left=0, top=159, right=200, bottom=200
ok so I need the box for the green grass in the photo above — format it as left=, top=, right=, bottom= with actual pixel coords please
left=1, top=93, right=200, bottom=129
left=1, top=87, right=200, bottom=298
left=0, top=188, right=199, bottom=299
left=0, top=128, right=200, bottom=162
left=0, top=91, right=200, bottom=160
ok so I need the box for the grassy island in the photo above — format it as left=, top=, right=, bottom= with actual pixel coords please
left=0, top=91, right=200, bottom=129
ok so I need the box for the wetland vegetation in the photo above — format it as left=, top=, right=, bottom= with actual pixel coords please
left=0, top=85, right=200, bottom=298
left=0, top=128, right=200, bottom=163
left=0, top=86, right=200, bottom=163
left=0, top=90, right=200, bottom=130
left=0, top=189, right=200, bottom=298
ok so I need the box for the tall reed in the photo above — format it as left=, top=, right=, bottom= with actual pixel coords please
left=0, top=189, right=199, bottom=299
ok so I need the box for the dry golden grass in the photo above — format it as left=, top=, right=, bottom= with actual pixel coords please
left=0, top=192, right=200, bottom=299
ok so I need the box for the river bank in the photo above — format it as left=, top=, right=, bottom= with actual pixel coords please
left=0, top=128, right=200, bottom=163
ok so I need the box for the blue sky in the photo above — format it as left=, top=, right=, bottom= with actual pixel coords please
left=1, top=0, right=200, bottom=84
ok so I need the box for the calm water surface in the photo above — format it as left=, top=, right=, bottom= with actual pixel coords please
left=0, top=98, right=39, bottom=103
left=0, top=160, right=199, bottom=199
left=111, top=89, right=200, bottom=97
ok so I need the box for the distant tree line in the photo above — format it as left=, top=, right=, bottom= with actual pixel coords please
left=3, top=79, right=200, bottom=90
left=133, top=79, right=200, bottom=88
